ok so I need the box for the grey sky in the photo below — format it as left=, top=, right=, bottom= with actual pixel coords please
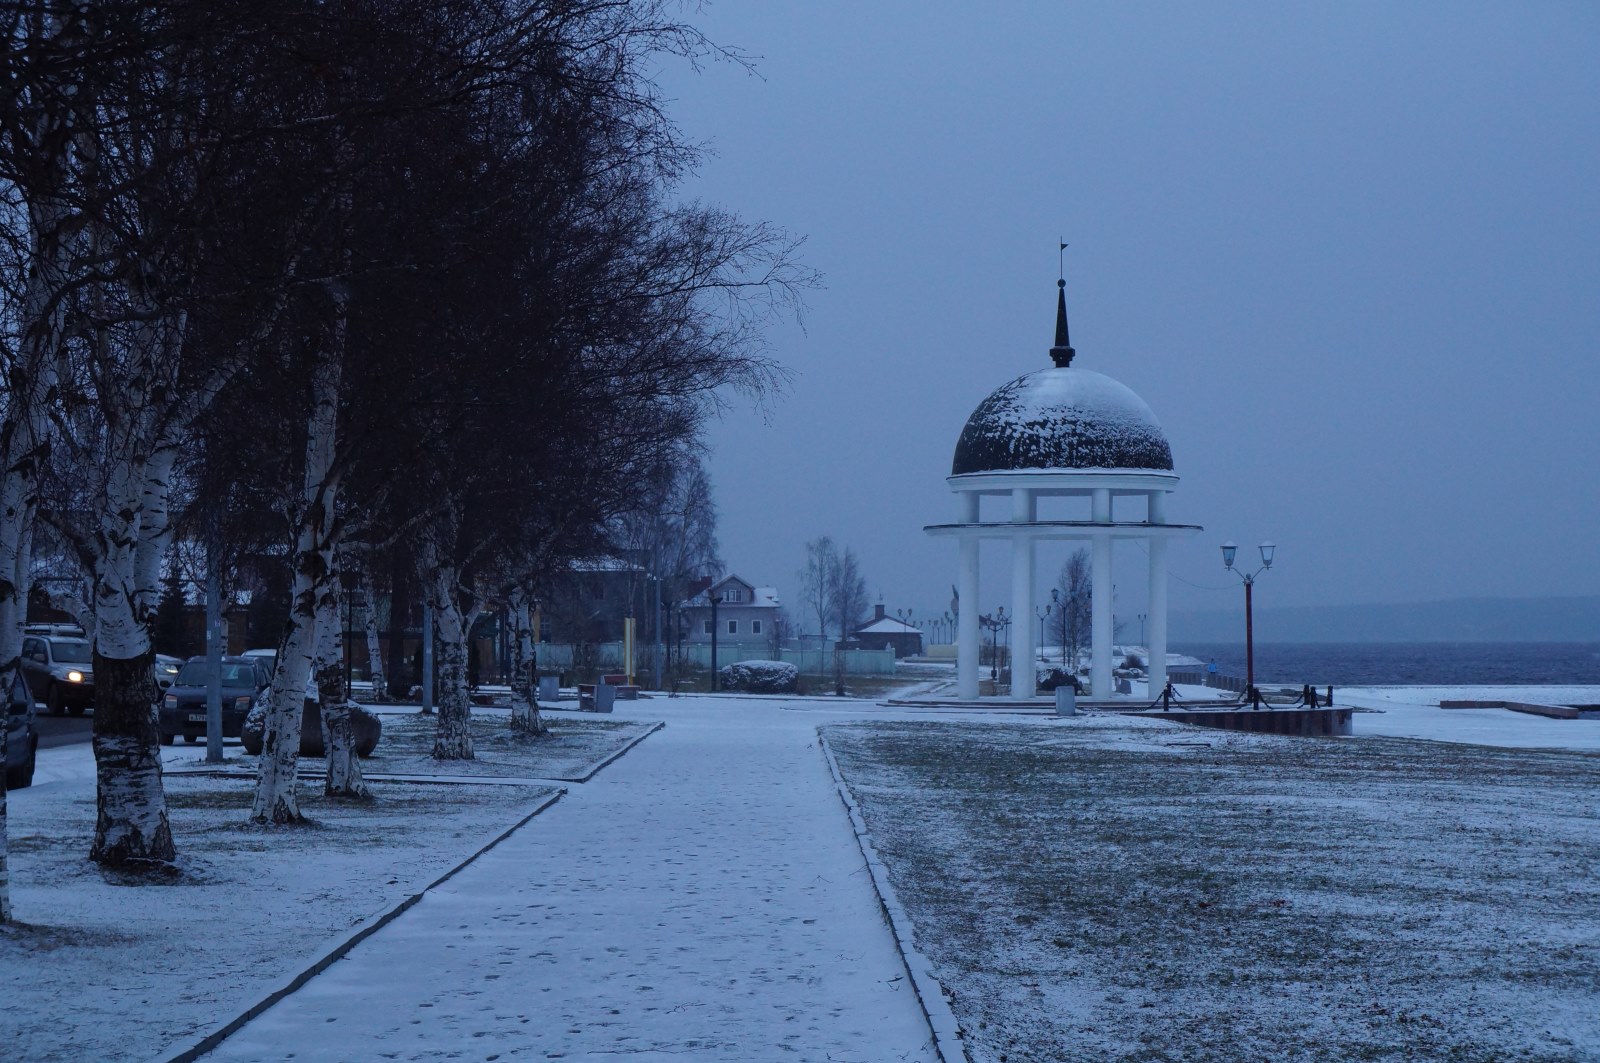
left=656, top=1, right=1600, bottom=628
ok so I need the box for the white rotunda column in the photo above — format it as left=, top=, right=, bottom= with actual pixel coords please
left=957, top=534, right=980, bottom=700
left=1010, top=488, right=1035, bottom=697
left=1091, top=533, right=1113, bottom=697
left=1148, top=537, right=1168, bottom=696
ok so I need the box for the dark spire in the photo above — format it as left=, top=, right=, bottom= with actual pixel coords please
left=1049, top=265, right=1076, bottom=368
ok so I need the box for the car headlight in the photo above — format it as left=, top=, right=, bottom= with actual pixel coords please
left=164, top=695, right=177, bottom=708
left=234, top=696, right=252, bottom=710
left=66, top=670, right=84, bottom=683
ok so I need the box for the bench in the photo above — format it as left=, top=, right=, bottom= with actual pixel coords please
left=599, top=674, right=640, bottom=700
left=576, top=683, right=615, bottom=713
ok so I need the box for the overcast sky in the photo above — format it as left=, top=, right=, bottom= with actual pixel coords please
left=655, top=1, right=1600, bottom=629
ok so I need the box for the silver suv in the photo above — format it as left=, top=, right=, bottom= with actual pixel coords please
left=21, top=633, right=95, bottom=715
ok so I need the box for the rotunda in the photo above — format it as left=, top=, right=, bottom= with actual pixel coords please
left=925, top=275, right=1201, bottom=700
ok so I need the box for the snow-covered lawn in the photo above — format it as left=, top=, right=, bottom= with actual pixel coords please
left=824, top=715, right=1600, bottom=1062
left=0, top=709, right=660, bottom=1063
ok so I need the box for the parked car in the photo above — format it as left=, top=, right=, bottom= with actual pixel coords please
left=5, top=669, right=37, bottom=788
left=20, top=633, right=94, bottom=715
left=241, top=648, right=278, bottom=681
left=158, top=656, right=271, bottom=745
left=154, top=654, right=183, bottom=691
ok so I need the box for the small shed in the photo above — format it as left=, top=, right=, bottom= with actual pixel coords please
left=852, top=605, right=924, bottom=658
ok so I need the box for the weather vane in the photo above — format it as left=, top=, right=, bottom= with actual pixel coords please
left=1058, top=238, right=1067, bottom=279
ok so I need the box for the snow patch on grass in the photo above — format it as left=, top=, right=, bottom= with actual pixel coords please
left=825, top=717, right=1600, bottom=1062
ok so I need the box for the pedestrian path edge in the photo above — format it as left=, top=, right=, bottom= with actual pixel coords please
left=818, top=731, right=970, bottom=1063
left=151, top=787, right=567, bottom=1063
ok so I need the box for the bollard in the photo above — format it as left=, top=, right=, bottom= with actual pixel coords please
left=1055, top=685, right=1077, bottom=717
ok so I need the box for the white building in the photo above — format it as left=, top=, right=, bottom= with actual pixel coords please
left=682, top=575, right=781, bottom=644
left=925, top=275, right=1201, bottom=700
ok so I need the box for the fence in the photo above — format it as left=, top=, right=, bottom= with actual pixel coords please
left=529, top=641, right=898, bottom=679
left=1169, top=669, right=1247, bottom=694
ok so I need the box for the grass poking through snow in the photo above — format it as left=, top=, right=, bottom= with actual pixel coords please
left=825, top=717, right=1600, bottom=1062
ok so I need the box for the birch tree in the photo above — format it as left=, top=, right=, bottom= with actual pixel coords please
left=801, top=537, right=839, bottom=641
left=1052, top=549, right=1093, bottom=671
left=0, top=3, right=85, bottom=913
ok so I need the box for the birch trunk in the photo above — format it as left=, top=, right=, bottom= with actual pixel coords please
left=317, top=550, right=368, bottom=799
left=0, top=82, right=76, bottom=913
left=508, top=593, right=544, bottom=735
left=418, top=537, right=473, bottom=760
left=252, top=335, right=342, bottom=824
left=0, top=714, right=8, bottom=922
left=89, top=457, right=175, bottom=866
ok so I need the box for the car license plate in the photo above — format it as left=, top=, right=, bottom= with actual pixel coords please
left=187, top=713, right=206, bottom=722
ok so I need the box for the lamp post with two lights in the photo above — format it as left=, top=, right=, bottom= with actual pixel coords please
left=1221, top=540, right=1275, bottom=706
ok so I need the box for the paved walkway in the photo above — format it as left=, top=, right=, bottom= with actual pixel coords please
left=203, top=697, right=938, bottom=1062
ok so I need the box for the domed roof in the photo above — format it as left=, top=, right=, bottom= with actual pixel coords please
left=951, top=366, right=1173, bottom=475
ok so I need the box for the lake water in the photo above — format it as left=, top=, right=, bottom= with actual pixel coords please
left=1170, top=642, right=1600, bottom=687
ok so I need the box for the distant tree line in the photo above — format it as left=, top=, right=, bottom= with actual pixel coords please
left=0, top=0, right=810, bottom=909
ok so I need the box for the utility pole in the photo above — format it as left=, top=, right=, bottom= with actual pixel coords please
left=651, top=578, right=662, bottom=691
left=421, top=602, right=435, bottom=714
left=204, top=537, right=224, bottom=764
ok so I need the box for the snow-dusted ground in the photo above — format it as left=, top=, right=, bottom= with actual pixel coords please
left=1341, top=685, right=1600, bottom=750
left=10, top=682, right=1600, bottom=1062
left=0, top=711, right=654, bottom=1063
left=826, top=714, right=1600, bottom=1062
left=200, top=695, right=939, bottom=1062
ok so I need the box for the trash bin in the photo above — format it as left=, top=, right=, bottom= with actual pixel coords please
left=536, top=673, right=560, bottom=702
left=1055, top=686, right=1076, bottom=717
left=593, top=682, right=616, bottom=714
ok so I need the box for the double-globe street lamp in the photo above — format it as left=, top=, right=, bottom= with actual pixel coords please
left=1035, top=602, right=1052, bottom=666
left=1051, top=587, right=1065, bottom=665
left=981, top=606, right=1009, bottom=682
left=1221, top=540, right=1275, bottom=707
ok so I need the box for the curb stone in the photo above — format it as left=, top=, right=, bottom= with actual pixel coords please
left=819, top=731, right=970, bottom=1063
left=566, top=719, right=664, bottom=782
left=151, top=788, right=567, bottom=1063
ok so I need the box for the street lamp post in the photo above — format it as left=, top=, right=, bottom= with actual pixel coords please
left=996, top=605, right=1010, bottom=685
left=1138, top=613, right=1146, bottom=646
left=709, top=594, right=723, bottom=691
left=1221, top=540, right=1276, bottom=707
left=1051, top=587, right=1063, bottom=665
left=1035, top=603, right=1052, bottom=661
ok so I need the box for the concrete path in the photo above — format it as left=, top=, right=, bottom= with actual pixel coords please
left=202, top=697, right=938, bottom=1062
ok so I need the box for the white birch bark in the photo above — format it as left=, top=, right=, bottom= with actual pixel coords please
left=251, top=335, right=342, bottom=823
left=0, top=189, right=50, bottom=878
left=0, top=726, right=8, bottom=922
left=317, top=548, right=368, bottom=799
left=507, top=591, right=544, bottom=735
left=418, top=534, right=473, bottom=759
left=88, top=443, right=176, bottom=866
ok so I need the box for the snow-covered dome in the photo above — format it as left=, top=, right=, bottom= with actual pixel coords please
left=951, top=365, right=1173, bottom=475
